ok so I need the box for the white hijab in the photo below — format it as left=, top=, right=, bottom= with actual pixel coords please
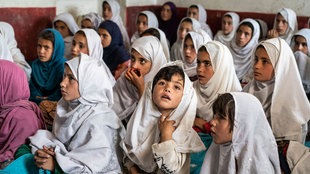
left=187, top=4, right=213, bottom=38
left=273, top=8, right=298, bottom=45
left=81, top=12, right=103, bottom=30
left=171, top=17, right=201, bottom=61
left=0, top=21, right=31, bottom=80
left=122, top=61, right=205, bottom=173
left=200, top=92, right=281, bottom=174
left=291, top=28, right=310, bottom=56
left=80, top=28, right=116, bottom=85
left=53, top=12, right=79, bottom=35
left=194, top=41, right=242, bottom=121
left=229, top=18, right=260, bottom=80
left=0, top=34, right=13, bottom=62
left=104, top=0, right=130, bottom=50
left=243, top=38, right=310, bottom=143
left=256, top=19, right=268, bottom=41
left=214, top=12, right=240, bottom=46
left=112, top=36, right=167, bottom=120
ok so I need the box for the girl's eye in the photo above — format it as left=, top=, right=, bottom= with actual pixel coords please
left=174, top=85, right=181, bottom=90
left=158, top=81, right=165, bottom=85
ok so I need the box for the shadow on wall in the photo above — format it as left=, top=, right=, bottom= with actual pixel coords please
left=0, top=7, right=56, bottom=62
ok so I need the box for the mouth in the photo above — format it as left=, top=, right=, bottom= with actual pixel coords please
left=161, top=94, right=171, bottom=101
left=133, top=69, right=141, bottom=77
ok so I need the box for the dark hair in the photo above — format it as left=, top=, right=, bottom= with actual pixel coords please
left=184, top=33, right=192, bottom=42
left=137, top=13, right=148, bottom=24
left=141, top=28, right=161, bottom=40
left=39, top=30, right=55, bottom=45
left=189, top=5, right=198, bottom=9
left=212, top=93, right=235, bottom=132
left=238, top=21, right=254, bottom=36
left=152, top=65, right=185, bottom=93
left=198, top=45, right=207, bottom=53
left=75, top=30, right=86, bottom=37
left=182, top=17, right=193, bottom=25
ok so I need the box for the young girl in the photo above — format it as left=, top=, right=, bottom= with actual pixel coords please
left=191, top=41, right=241, bottom=173
left=98, top=20, right=131, bottom=79
left=80, top=12, right=103, bottom=30
left=1, top=54, right=126, bottom=173
left=214, top=12, right=240, bottom=47
left=112, top=36, right=167, bottom=121
left=53, top=12, right=79, bottom=59
left=267, top=8, right=298, bottom=45
left=171, top=17, right=201, bottom=61
left=0, top=60, right=46, bottom=169
left=243, top=38, right=310, bottom=144
left=200, top=92, right=281, bottom=173
left=122, top=62, right=205, bottom=173
left=0, top=21, right=32, bottom=81
left=187, top=4, right=213, bottom=39
left=228, top=18, right=260, bottom=82
left=130, top=10, right=158, bottom=44
left=102, top=0, right=130, bottom=50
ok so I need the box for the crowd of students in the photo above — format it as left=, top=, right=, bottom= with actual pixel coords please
left=0, top=1, right=310, bottom=173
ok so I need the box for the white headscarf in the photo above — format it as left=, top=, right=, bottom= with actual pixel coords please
left=194, top=41, right=242, bottom=121
left=112, top=36, right=167, bottom=120
left=256, top=19, right=268, bottom=41
left=103, top=0, right=130, bottom=50
left=53, top=12, right=79, bottom=35
left=187, top=4, right=213, bottom=38
left=214, top=12, right=240, bottom=46
left=273, top=8, right=298, bottom=45
left=0, top=21, right=31, bottom=80
left=182, top=30, right=211, bottom=78
left=122, top=61, right=205, bottom=173
left=243, top=38, right=310, bottom=143
left=0, top=34, right=13, bottom=62
left=286, top=141, right=310, bottom=174
left=81, top=12, right=103, bottom=30
left=291, top=28, right=310, bottom=56
left=200, top=92, right=281, bottom=174
left=229, top=18, right=260, bottom=80
left=294, top=51, right=310, bottom=93
left=30, top=54, right=125, bottom=173
left=171, top=17, right=201, bottom=61
left=79, top=28, right=116, bottom=85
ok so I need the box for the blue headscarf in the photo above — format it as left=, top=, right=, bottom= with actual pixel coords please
left=29, top=28, right=66, bottom=104
left=99, top=20, right=130, bottom=75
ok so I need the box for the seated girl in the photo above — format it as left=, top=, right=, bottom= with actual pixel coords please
left=122, top=62, right=205, bottom=174
left=112, top=36, right=167, bottom=121
left=200, top=92, right=281, bottom=173
left=214, top=12, right=240, bottom=46
left=0, top=60, right=46, bottom=169
left=80, top=12, right=103, bottom=30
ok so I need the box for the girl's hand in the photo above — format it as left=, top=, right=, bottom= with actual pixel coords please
left=158, top=115, right=176, bottom=142
left=125, top=68, right=145, bottom=97
left=194, top=117, right=207, bottom=130
left=267, top=29, right=279, bottom=39
left=34, top=149, right=55, bottom=171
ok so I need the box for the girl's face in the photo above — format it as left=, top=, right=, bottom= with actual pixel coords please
left=37, top=38, right=53, bottom=62
left=210, top=114, right=233, bottom=144
left=222, top=16, right=233, bottom=35
left=54, top=21, right=70, bottom=38
left=197, top=50, right=214, bottom=85
left=130, top=49, right=152, bottom=77
left=152, top=74, right=184, bottom=116
left=160, top=4, right=172, bottom=21
left=60, top=65, right=80, bottom=101
left=236, top=25, right=253, bottom=47
left=102, top=2, right=112, bottom=20
left=183, top=37, right=196, bottom=64
left=187, top=7, right=199, bottom=20
left=253, top=47, right=275, bottom=82
left=81, top=19, right=93, bottom=29
left=178, top=21, right=193, bottom=40
left=275, top=14, right=288, bottom=36
left=136, top=14, right=148, bottom=35
left=98, top=28, right=112, bottom=48
left=71, top=33, right=89, bottom=58
left=294, top=35, right=308, bottom=55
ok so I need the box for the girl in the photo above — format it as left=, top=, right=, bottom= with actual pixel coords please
left=191, top=41, right=241, bottom=173
left=102, top=0, right=130, bottom=50
left=200, top=92, right=281, bottom=174
left=130, top=10, right=158, bottom=44
left=98, top=20, right=131, bottom=80
left=158, top=1, right=179, bottom=48
left=122, top=62, right=205, bottom=173
left=243, top=38, right=310, bottom=144
left=267, top=8, right=298, bottom=45
left=0, top=60, right=45, bottom=169
left=112, top=36, right=167, bottom=121
left=53, top=12, right=79, bottom=59
left=171, top=17, right=201, bottom=61
left=80, top=12, right=103, bottom=30
left=214, top=12, right=240, bottom=47
left=228, top=18, right=260, bottom=82
left=0, top=21, right=32, bottom=81
left=187, top=4, right=213, bottom=39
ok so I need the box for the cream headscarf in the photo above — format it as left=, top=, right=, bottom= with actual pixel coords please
left=214, top=12, right=240, bottom=46
left=112, top=36, right=167, bottom=120
left=122, top=61, right=205, bottom=173
left=194, top=41, right=242, bottom=121
left=243, top=38, right=310, bottom=143
left=81, top=12, right=103, bottom=30
left=200, top=92, right=281, bottom=174
left=0, top=34, right=13, bottom=62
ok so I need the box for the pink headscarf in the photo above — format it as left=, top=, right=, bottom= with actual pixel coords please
left=0, top=60, right=46, bottom=162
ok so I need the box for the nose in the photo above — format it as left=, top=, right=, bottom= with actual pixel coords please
left=297, top=44, right=303, bottom=51
left=210, top=119, right=216, bottom=127
left=164, top=85, right=171, bottom=93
